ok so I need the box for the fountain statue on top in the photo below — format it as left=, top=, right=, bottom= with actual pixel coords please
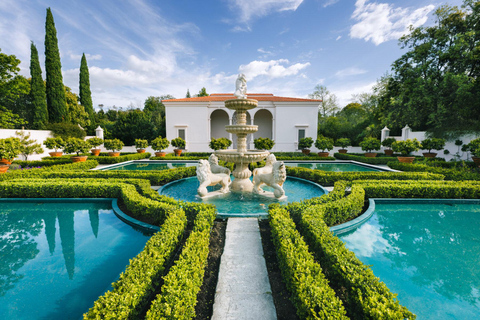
left=197, top=74, right=286, bottom=199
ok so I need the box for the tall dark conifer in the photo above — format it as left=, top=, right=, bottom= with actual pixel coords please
left=45, top=7, right=67, bottom=123
left=79, top=53, right=94, bottom=124
left=29, top=42, right=48, bottom=129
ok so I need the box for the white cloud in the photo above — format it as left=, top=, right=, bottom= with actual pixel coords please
left=350, top=0, right=435, bottom=45
left=239, top=59, right=310, bottom=80
left=334, top=67, right=367, bottom=78
left=69, top=53, right=102, bottom=61
left=323, top=0, right=340, bottom=8
left=228, top=0, right=304, bottom=23
left=336, top=35, right=342, bottom=41
left=331, top=81, right=377, bottom=107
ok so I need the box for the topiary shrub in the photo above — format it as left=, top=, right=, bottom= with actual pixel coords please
left=151, top=137, right=170, bottom=152
left=43, top=137, right=65, bottom=152
left=87, top=137, right=103, bottom=149
left=134, top=139, right=149, bottom=150
left=63, top=137, right=90, bottom=156
left=421, top=138, right=446, bottom=153
left=171, top=137, right=186, bottom=149
left=359, top=137, right=381, bottom=153
left=209, top=137, right=232, bottom=150
left=392, top=139, right=421, bottom=156
left=104, top=139, right=124, bottom=152
left=315, top=136, right=334, bottom=152
left=253, top=137, right=275, bottom=150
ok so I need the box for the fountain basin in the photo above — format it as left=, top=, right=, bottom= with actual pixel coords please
left=224, top=98, right=258, bottom=111
left=215, top=149, right=270, bottom=163
left=225, top=125, right=258, bottom=135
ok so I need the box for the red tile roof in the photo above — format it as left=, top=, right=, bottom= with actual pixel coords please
left=162, top=93, right=321, bottom=103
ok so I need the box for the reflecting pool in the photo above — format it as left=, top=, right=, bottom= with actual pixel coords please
left=339, top=200, right=480, bottom=319
left=285, top=161, right=386, bottom=172
left=0, top=200, right=151, bottom=320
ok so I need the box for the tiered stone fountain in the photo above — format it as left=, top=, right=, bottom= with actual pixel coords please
left=215, top=98, right=270, bottom=192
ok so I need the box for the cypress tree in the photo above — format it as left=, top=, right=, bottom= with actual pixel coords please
left=79, top=53, right=94, bottom=123
left=29, top=42, right=48, bottom=129
left=45, top=7, right=67, bottom=123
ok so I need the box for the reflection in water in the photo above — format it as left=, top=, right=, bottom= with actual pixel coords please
left=340, top=202, right=480, bottom=319
left=287, top=162, right=381, bottom=172
left=0, top=201, right=150, bottom=320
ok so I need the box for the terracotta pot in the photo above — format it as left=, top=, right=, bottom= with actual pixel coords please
left=108, top=152, right=120, bottom=157
left=174, top=149, right=182, bottom=157
left=423, top=152, right=437, bottom=158
left=155, top=152, right=167, bottom=157
left=137, top=149, right=146, bottom=153
left=338, top=149, right=347, bottom=154
left=71, top=156, right=88, bottom=163
left=317, top=152, right=330, bottom=157
left=384, top=149, right=394, bottom=156
left=364, top=152, right=377, bottom=158
left=0, top=159, right=12, bottom=165
left=49, top=152, right=63, bottom=157
left=91, top=149, right=101, bottom=156
left=0, top=165, right=9, bottom=173
left=301, top=149, right=310, bottom=155
left=397, top=156, right=415, bottom=164
left=472, top=156, right=480, bottom=167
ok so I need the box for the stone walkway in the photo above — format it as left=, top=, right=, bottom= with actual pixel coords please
left=212, top=218, right=277, bottom=320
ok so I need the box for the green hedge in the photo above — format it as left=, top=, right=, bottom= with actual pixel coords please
left=387, top=161, right=480, bottom=181
left=84, top=207, right=187, bottom=319
left=0, top=160, right=99, bottom=181
left=286, top=166, right=444, bottom=186
left=334, top=152, right=398, bottom=164
left=354, top=179, right=480, bottom=199
left=145, top=205, right=216, bottom=319
left=11, top=159, right=72, bottom=167
left=269, top=204, right=348, bottom=319
left=93, top=152, right=151, bottom=164
left=289, top=204, right=415, bottom=320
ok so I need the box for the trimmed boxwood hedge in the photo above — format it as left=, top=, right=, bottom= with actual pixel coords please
left=269, top=204, right=348, bottom=319
left=388, top=161, right=480, bottom=181
left=334, top=152, right=398, bottom=164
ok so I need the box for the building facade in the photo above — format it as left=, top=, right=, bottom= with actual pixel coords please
left=162, top=93, right=321, bottom=152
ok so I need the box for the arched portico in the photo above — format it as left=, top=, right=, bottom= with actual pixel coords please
left=253, top=109, right=273, bottom=140
left=210, top=109, right=229, bottom=139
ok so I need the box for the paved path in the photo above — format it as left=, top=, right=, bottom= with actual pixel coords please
left=212, top=218, right=277, bottom=320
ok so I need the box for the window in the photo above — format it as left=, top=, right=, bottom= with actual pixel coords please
left=178, top=129, right=185, bottom=141
left=298, top=129, right=305, bottom=142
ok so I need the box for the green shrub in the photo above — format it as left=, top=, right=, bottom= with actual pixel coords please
left=381, top=137, right=396, bottom=149
left=298, top=137, right=314, bottom=150
left=335, top=138, right=351, bottom=149
left=0, top=137, right=22, bottom=161
left=315, top=136, right=334, bottom=152
left=86, top=137, right=103, bottom=149
left=392, top=139, right=421, bottom=155
left=466, top=138, right=480, bottom=157
left=359, top=137, right=381, bottom=152
left=209, top=137, right=232, bottom=150
left=335, top=152, right=399, bottom=164
left=48, top=122, right=86, bottom=139
left=269, top=205, right=348, bottom=319
left=253, top=137, right=275, bottom=150
left=63, top=137, right=90, bottom=156
left=171, top=137, right=186, bottom=149
left=388, top=161, right=480, bottom=181
left=151, top=137, right=170, bottom=152
left=43, top=137, right=65, bottom=152
left=420, top=138, right=445, bottom=153
left=135, top=139, right=149, bottom=149
left=104, top=139, right=124, bottom=152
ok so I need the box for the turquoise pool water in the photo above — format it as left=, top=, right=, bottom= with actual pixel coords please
left=285, top=161, right=385, bottom=172
left=339, top=200, right=480, bottom=319
left=0, top=200, right=151, bottom=320
left=160, top=176, right=326, bottom=217
left=101, top=161, right=197, bottom=171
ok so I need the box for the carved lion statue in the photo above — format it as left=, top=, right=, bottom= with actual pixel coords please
left=197, top=159, right=231, bottom=197
left=252, top=154, right=287, bottom=198
left=209, top=154, right=231, bottom=175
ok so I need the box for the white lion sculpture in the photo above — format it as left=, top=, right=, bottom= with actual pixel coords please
left=252, top=154, right=287, bottom=198
left=197, top=159, right=231, bottom=197
left=209, top=154, right=231, bottom=175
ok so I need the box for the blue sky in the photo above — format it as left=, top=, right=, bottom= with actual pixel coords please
left=0, top=0, right=464, bottom=109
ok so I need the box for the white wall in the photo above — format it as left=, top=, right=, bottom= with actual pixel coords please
left=0, top=129, right=53, bottom=160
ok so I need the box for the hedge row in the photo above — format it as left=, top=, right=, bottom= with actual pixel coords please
left=286, top=166, right=444, bottom=186
left=12, top=159, right=72, bottom=167
left=84, top=207, right=187, bottom=319
left=269, top=204, right=348, bottom=319
left=289, top=203, right=416, bottom=320
left=92, top=152, right=152, bottom=164
left=0, top=160, right=99, bottom=181
left=334, top=152, right=399, bottom=164
left=145, top=204, right=216, bottom=319
left=387, top=161, right=480, bottom=181
left=354, top=179, right=480, bottom=199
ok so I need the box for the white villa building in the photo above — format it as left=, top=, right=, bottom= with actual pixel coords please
left=162, top=93, right=322, bottom=152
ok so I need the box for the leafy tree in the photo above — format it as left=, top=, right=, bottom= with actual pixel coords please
left=309, top=85, right=339, bottom=117
left=111, top=109, right=155, bottom=145
left=196, top=87, right=208, bottom=97
left=186, top=89, right=191, bottom=98
left=79, top=53, right=94, bottom=127
left=15, top=130, right=43, bottom=161
left=379, top=0, right=480, bottom=138
left=30, top=42, right=48, bottom=129
left=45, top=7, right=67, bottom=123
left=0, top=48, right=20, bottom=82
left=0, top=106, right=27, bottom=129
left=0, top=75, right=31, bottom=122
left=65, top=86, right=90, bottom=128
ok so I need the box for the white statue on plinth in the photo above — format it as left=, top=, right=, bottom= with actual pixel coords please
left=197, top=159, right=231, bottom=197
left=209, top=154, right=231, bottom=175
left=252, top=154, right=287, bottom=198
left=234, top=73, right=247, bottom=99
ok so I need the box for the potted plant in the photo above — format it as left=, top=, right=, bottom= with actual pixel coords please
left=315, top=136, right=334, bottom=157
left=63, top=137, right=91, bottom=162
left=359, top=137, right=381, bottom=157
left=421, top=138, right=446, bottom=158
left=15, top=131, right=43, bottom=161
left=298, top=137, right=314, bottom=155
left=43, top=137, right=65, bottom=157
left=104, top=139, right=124, bottom=157
left=381, top=137, right=396, bottom=156
left=0, top=137, right=21, bottom=172
left=151, top=137, right=170, bottom=157
left=392, top=138, right=421, bottom=163
left=253, top=137, right=274, bottom=150
left=170, top=137, right=186, bottom=156
left=135, top=139, right=149, bottom=153
left=466, top=138, right=480, bottom=166
left=210, top=137, right=233, bottom=151
left=335, top=138, right=350, bottom=154
left=87, top=137, right=103, bottom=156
